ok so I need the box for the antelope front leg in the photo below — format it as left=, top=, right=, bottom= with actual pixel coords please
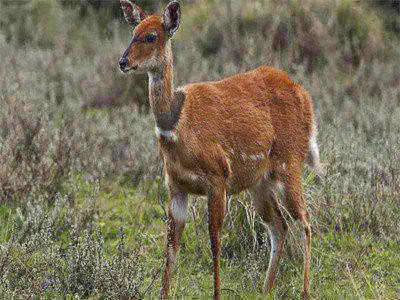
left=208, top=183, right=226, bottom=299
left=161, top=190, right=188, bottom=299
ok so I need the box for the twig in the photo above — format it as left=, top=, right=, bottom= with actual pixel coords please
left=142, top=267, right=162, bottom=297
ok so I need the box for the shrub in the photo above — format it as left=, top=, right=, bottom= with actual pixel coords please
left=0, top=96, right=76, bottom=204
left=0, top=0, right=399, bottom=297
left=336, top=0, right=383, bottom=67
left=0, top=194, right=153, bottom=298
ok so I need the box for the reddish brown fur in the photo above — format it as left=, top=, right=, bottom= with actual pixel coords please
left=120, top=1, right=319, bottom=299
left=175, top=68, right=314, bottom=194
left=126, top=16, right=168, bottom=67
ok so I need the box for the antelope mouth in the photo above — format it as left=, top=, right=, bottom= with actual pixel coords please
left=120, top=65, right=138, bottom=73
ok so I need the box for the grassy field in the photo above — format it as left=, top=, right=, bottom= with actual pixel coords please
left=0, top=0, right=399, bottom=298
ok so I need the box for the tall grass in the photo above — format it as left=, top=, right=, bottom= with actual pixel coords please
left=0, top=0, right=399, bottom=297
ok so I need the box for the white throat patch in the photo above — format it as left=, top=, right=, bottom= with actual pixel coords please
left=155, top=127, right=178, bottom=142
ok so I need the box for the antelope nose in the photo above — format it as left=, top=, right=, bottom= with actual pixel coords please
left=119, top=57, right=129, bottom=70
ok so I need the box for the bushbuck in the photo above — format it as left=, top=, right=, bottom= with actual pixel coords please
left=119, top=1, right=322, bottom=298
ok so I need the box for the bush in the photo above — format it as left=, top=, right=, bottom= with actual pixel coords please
left=0, top=194, right=153, bottom=298
left=0, top=96, right=77, bottom=204
left=336, top=0, right=383, bottom=67
left=0, top=0, right=399, bottom=297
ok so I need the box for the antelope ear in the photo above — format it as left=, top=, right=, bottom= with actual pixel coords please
left=120, top=0, right=147, bottom=27
left=163, top=1, right=181, bottom=37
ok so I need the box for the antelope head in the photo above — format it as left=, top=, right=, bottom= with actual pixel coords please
left=119, top=0, right=181, bottom=74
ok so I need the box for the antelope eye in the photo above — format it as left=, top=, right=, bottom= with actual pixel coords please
left=145, top=34, right=157, bottom=43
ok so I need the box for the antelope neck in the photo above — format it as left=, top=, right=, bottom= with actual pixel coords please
left=148, top=54, right=182, bottom=132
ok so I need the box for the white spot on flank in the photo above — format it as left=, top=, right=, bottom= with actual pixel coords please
left=155, top=127, right=177, bottom=142
left=241, top=152, right=265, bottom=162
left=250, top=153, right=265, bottom=162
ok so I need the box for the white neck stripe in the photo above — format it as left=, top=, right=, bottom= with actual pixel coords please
left=155, top=127, right=177, bottom=142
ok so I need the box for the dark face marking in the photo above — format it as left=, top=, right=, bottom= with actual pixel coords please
left=121, top=38, right=136, bottom=59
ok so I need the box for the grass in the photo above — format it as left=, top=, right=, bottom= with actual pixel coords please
left=72, top=181, right=400, bottom=298
left=0, top=0, right=400, bottom=298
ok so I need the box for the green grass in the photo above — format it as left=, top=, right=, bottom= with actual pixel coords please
left=0, top=0, right=400, bottom=298
left=63, top=178, right=400, bottom=298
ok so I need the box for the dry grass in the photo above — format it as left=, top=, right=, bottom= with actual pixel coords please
left=0, top=0, right=399, bottom=297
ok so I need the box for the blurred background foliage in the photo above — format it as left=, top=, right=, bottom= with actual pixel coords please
left=0, top=0, right=399, bottom=298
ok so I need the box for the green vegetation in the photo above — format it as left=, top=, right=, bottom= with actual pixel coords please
left=0, top=0, right=399, bottom=298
